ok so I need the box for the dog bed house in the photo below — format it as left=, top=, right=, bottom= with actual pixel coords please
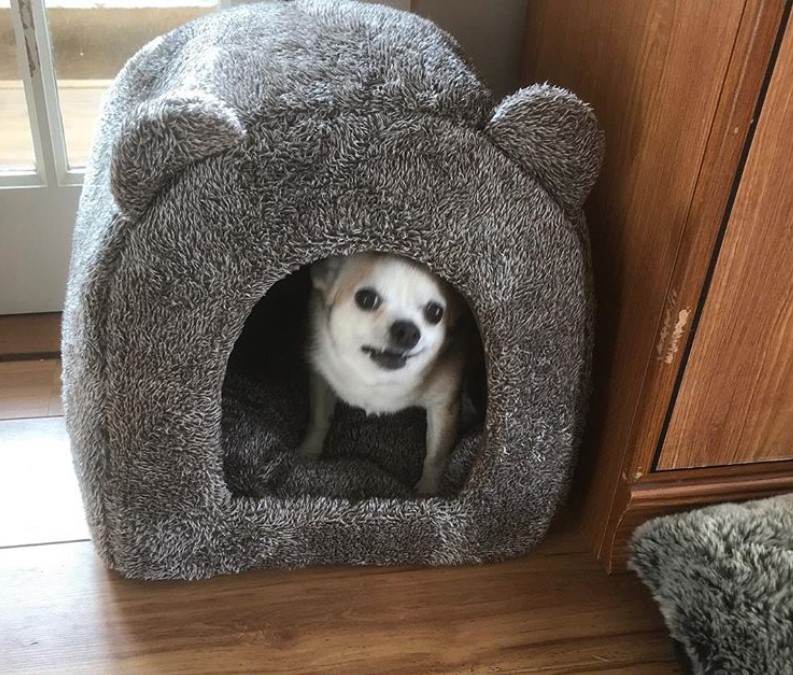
left=62, top=0, right=603, bottom=580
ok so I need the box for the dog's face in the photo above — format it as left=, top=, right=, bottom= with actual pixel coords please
left=311, top=254, right=450, bottom=377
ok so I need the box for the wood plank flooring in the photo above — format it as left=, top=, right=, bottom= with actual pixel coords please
left=0, top=359, right=63, bottom=419
left=0, top=352, right=680, bottom=674
left=0, top=313, right=61, bottom=360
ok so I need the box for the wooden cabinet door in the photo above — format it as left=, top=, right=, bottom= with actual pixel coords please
left=658, top=17, right=793, bottom=470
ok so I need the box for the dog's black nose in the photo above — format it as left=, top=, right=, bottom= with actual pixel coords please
left=390, top=320, right=421, bottom=350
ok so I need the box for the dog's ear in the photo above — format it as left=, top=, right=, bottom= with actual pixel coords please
left=310, top=256, right=347, bottom=299
left=442, top=282, right=468, bottom=334
left=444, top=295, right=462, bottom=333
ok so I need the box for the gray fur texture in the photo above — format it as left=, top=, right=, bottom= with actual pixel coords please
left=62, top=0, right=603, bottom=579
left=630, top=495, right=793, bottom=674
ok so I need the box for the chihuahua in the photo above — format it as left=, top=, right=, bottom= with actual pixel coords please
left=297, top=252, right=480, bottom=494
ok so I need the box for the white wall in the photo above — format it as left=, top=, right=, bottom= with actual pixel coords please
left=412, top=0, right=527, bottom=99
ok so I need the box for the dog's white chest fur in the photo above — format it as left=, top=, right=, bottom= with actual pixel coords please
left=311, top=329, right=422, bottom=414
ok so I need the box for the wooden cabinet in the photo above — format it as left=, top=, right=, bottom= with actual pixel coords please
left=522, top=0, right=793, bottom=571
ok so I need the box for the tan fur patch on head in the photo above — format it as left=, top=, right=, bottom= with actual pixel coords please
left=330, top=255, right=377, bottom=308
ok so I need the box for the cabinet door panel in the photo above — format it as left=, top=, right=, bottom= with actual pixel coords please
left=522, top=0, right=758, bottom=543
left=659, top=17, right=793, bottom=470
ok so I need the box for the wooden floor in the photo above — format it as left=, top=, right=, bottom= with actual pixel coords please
left=0, top=356, right=681, bottom=674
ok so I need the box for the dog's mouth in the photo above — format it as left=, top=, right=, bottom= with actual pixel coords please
left=361, top=346, right=418, bottom=370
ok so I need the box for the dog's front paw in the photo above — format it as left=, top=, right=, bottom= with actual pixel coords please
left=296, top=439, right=324, bottom=461
left=414, top=473, right=440, bottom=495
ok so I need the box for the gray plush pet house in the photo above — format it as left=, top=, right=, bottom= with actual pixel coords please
left=62, top=0, right=603, bottom=580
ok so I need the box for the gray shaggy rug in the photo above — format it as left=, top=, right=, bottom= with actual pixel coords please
left=630, top=495, right=793, bottom=675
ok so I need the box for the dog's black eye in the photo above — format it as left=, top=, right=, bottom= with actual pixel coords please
left=355, top=288, right=381, bottom=311
left=424, top=301, right=444, bottom=325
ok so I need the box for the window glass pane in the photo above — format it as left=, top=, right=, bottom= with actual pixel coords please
left=46, top=0, right=218, bottom=169
left=0, top=7, right=37, bottom=170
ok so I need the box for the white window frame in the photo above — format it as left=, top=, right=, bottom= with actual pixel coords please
left=7, top=0, right=60, bottom=187
left=3, top=0, right=233, bottom=190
